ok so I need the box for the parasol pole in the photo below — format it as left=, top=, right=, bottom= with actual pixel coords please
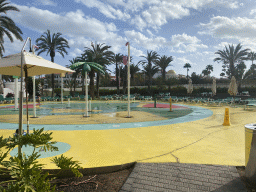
left=14, top=76, right=18, bottom=110
left=19, top=37, right=31, bottom=156
left=32, top=76, right=36, bottom=117
left=25, top=66, right=29, bottom=134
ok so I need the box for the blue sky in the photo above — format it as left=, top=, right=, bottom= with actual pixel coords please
left=3, top=0, right=256, bottom=78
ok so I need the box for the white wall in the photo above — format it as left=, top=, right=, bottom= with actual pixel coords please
left=4, top=82, right=26, bottom=97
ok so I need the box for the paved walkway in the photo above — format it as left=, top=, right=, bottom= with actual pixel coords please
left=120, top=163, right=247, bottom=192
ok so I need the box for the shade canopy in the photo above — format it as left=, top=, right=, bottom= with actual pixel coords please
left=0, top=52, right=75, bottom=76
left=228, top=76, right=238, bottom=96
left=211, top=78, right=216, bottom=96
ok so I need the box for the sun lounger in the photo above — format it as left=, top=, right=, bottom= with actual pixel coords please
left=144, top=96, right=152, bottom=100
left=245, top=100, right=256, bottom=110
left=0, top=95, right=5, bottom=104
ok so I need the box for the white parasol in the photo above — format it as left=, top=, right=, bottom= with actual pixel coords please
left=228, top=76, right=238, bottom=96
left=187, top=78, right=193, bottom=94
left=0, top=38, right=75, bottom=136
left=211, top=77, right=216, bottom=96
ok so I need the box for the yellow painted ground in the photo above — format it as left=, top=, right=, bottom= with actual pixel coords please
left=0, top=111, right=167, bottom=124
left=0, top=102, right=252, bottom=169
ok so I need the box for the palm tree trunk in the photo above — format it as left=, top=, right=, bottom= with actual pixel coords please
left=187, top=68, right=189, bottom=79
left=89, top=70, right=95, bottom=99
left=163, top=69, right=166, bottom=81
left=148, top=74, right=151, bottom=93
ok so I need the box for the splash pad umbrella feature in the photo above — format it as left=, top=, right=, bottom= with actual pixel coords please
left=70, top=62, right=105, bottom=117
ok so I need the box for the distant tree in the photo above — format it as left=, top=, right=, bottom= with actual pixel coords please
left=130, top=63, right=140, bottom=86
left=113, top=53, right=123, bottom=94
left=139, top=50, right=159, bottom=92
left=155, top=55, right=173, bottom=81
left=183, top=63, right=191, bottom=78
left=220, top=72, right=226, bottom=78
left=82, top=42, right=114, bottom=98
left=36, top=30, right=70, bottom=97
left=66, top=57, right=80, bottom=96
left=191, top=72, right=202, bottom=84
left=0, top=0, right=23, bottom=56
left=248, top=51, right=256, bottom=65
left=214, top=43, right=249, bottom=78
left=243, top=64, right=256, bottom=80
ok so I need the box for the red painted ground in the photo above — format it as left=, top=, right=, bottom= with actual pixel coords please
left=0, top=104, right=40, bottom=109
left=142, top=104, right=189, bottom=109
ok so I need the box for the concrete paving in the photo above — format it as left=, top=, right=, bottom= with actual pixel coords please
left=120, top=163, right=247, bottom=192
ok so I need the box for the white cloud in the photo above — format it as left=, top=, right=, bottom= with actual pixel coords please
left=130, top=47, right=145, bottom=57
left=170, top=33, right=208, bottom=52
left=141, top=3, right=190, bottom=29
left=1, top=34, right=24, bottom=56
left=70, top=48, right=83, bottom=58
left=199, top=16, right=256, bottom=40
left=174, top=57, right=194, bottom=65
left=74, top=0, right=130, bottom=20
left=34, top=0, right=57, bottom=6
left=146, top=29, right=154, bottom=37
left=9, top=5, right=127, bottom=45
left=250, top=9, right=256, bottom=15
left=125, top=0, right=239, bottom=30
left=130, top=15, right=147, bottom=31
left=125, top=30, right=168, bottom=50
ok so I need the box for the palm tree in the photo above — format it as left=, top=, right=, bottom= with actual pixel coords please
left=0, top=0, right=23, bottom=56
left=248, top=51, right=256, bottom=65
left=183, top=63, right=191, bottom=78
left=82, top=42, right=114, bottom=98
left=130, top=63, right=140, bottom=86
left=243, top=64, right=256, bottom=80
left=205, top=65, right=213, bottom=75
left=113, top=53, right=123, bottom=94
left=35, top=29, right=70, bottom=97
left=155, top=55, right=173, bottom=81
left=214, top=43, right=249, bottom=78
left=202, top=69, right=209, bottom=76
left=139, top=50, right=159, bottom=92
left=66, top=58, right=80, bottom=96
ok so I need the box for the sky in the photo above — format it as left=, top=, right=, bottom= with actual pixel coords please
left=2, top=0, right=256, bottom=78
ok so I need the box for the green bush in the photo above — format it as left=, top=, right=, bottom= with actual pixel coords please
left=0, top=128, right=82, bottom=192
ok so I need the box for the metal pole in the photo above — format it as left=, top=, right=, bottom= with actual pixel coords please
left=25, top=67, right=29, bottom=134
left=14, top=77, right=18, bottom=110
left=84, top=72, right=89, bottom=117
left=19, top=37, right=31, bottom=156
left=33, top=76, right=36, bottom=117
left=61, top=73, right=64, bottom=104
left=127, top=43, right=131, bottom=117
left=119, top=63, right=121, bottom=94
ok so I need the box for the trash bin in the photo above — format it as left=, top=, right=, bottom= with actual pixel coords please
left=245, top=123, right=256, bottom=182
